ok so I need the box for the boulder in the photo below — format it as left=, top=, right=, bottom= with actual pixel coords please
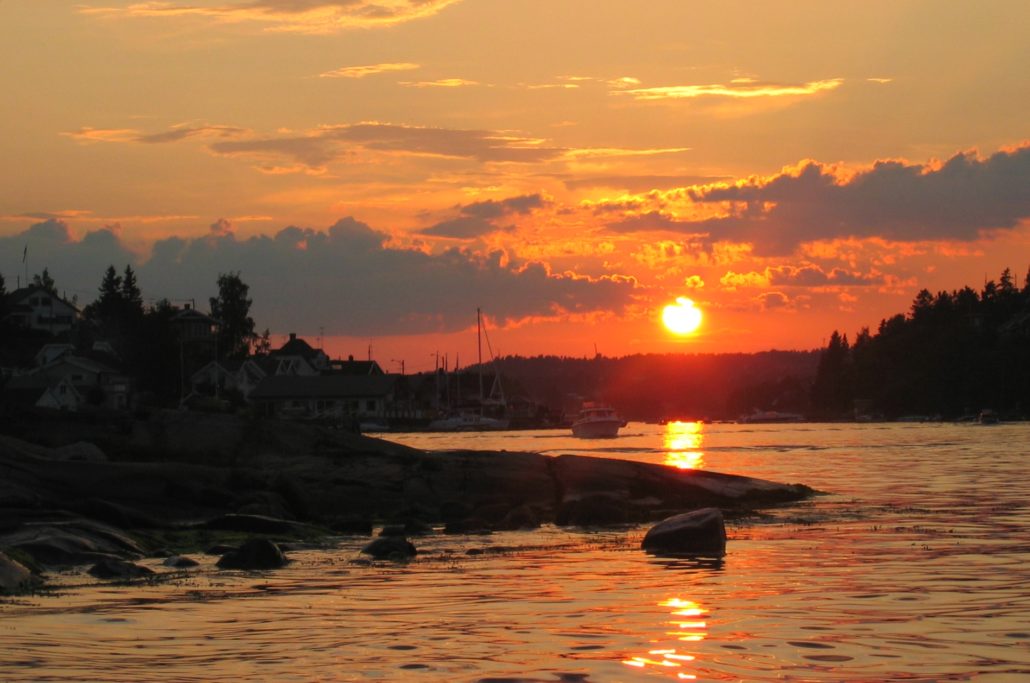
left=88, top=558, right=155, bottom=580
left=216, top=539, right=289, bottom=570
left=53, top=442, right=107, bottom=462
left=162, top=555, right=200, bottom=568
left=361, top=537, right=417, bottom=561
left=641, top=508, right=726, bottom=557
left=201, top=513, right=311, bottom=535
left=3, top=519, right=146, bottom=566
left=0, top=551, right=39, bottom=594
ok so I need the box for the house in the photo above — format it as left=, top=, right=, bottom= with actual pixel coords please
left=171, top=305, right=219, bottom=343
left=249, top=374, right=395, bottom=422
left=268, top=333, right=329, bottom=374
left=327, top=356, right=384, bottom=375
left=3, top=353, right=132, bottom=412
left=189, top=358, right=268, bottom=401
left=3, top=286, right=79, bottom=336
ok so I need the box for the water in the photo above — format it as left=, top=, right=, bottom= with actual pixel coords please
left=3, top=422, right=1030, bottom=681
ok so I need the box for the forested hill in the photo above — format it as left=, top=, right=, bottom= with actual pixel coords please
left=492, top=351, right=820, bottom=421
left=811, top=267, right=1030, bottom=420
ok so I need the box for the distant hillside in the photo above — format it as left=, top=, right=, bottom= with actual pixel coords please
left=490, top=351, right=820, bottom=421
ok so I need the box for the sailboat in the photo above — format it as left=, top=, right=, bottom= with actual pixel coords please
left=427, top=308, right=509, bottom=431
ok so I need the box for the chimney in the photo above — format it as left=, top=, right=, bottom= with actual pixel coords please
left=289, top=332, right=297, bottom=341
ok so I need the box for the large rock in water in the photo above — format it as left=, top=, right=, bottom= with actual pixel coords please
left=88, top=558, right=155, bottom=580
left=0, top=551, right=39, bottom=594
left=361, top=537, right=417, bottom=561
left=216, top=539, right=289, bottom=570
left=641, top=508, right=727, bottom=557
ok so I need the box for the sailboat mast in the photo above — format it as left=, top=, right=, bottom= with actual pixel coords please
left=477, top=307, right=485, bottom=412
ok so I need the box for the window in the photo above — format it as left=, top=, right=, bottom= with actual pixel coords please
left=366, top=400, right=376, bottom=411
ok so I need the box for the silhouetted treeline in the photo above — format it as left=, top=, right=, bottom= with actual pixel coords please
left=812, top=267, right=1030, bottom=419
left=492, top=351, right=820, bottom=421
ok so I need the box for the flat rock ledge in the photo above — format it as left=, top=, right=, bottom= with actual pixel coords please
left=0, top=413, right=816, bottom=572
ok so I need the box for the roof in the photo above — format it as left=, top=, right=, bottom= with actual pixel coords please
left=250, top=374, right=395, bottom=400
left=273, top=336, right=321, bottom=359
left=327, top=359, right=384, bottom=375
left=5, top=286, right=79, bottom=312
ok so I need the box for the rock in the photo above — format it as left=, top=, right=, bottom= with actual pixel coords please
left=204, top=544, right=237, bottom=556
left=442, top=518, right=492, bottom=535
left=361, top=537, right=417, bottom=561
left=53, top=442, right=107, bottom=462
left=162, top=555, right=199, bottom=568
left=497, top=505, right=541, bottom=531
left=201, top=513, right=310, bottom=535
left=0, top=551, right=40, bottom=594
left=641, top=508, right=727, bottom=557
left=329, top=515, right=373, bottom=535
left=556, top=495, right=633, bottom=527
left=216, top=539, right=289, bottom=570
left=88, top=558, right=155, bottom=580
left=380, top=519, right=432, bottom=537
left=73, top=498, right=164, bottom=529
left=4, top=519, right=146, bottom=566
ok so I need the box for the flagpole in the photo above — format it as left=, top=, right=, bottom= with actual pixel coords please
left=23, top=244, right=28, bottom=287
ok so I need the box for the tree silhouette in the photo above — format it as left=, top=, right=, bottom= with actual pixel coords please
left=209, top=272, right=256, bottom=359
left=32, top=268, right=57, bottom=294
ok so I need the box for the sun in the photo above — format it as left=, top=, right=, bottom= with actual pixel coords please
left=662, top=297, right=703, bottom=336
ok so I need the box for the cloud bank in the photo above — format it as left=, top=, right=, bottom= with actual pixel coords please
left=80, top=1, right=464, bottom=33
left=607, top=145, right=1030, bottom=254
left=1, top=217, right=636, bottom=336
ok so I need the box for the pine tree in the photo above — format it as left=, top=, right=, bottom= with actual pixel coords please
left=121, top=265, right=143, bottom=321
left=32, top=268, right=57, bottom=294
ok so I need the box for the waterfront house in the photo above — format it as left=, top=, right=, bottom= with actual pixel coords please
left=3, top=286, right=79, bottom=336
left=249, top=374, right=395, bottom=421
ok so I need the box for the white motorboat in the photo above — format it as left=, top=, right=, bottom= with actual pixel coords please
left=571, top=403, right=625, bottom=438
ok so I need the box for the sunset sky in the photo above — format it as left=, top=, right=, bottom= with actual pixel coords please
left=2, top=1, right=1028, bottom=371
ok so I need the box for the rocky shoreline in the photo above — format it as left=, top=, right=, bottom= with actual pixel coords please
left=0, top=410, right=815, bottom=593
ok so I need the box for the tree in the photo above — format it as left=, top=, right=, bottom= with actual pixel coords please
left=121, top=265, right=144, bottom=322
left=93, top=265, right=124, bottom=322
left=255, top=328, right=272, bottom=356
left=210, top=272, right=256, bottom=359
left=32, top=268, right=57, bottom=294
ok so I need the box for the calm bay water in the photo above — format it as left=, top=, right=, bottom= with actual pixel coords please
left=3, top=422, right=1030, bottom=681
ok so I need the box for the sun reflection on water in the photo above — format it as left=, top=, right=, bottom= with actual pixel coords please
left=623, top=597, right=708, bottom=678
left=663, top=421, right=706, bottom=470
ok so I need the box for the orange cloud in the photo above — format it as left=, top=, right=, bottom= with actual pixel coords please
left=80, top=1, right=465, bottom=34
left=619, top=78, right=843, bottom=101
left=319, top=63, right=420, bottom=79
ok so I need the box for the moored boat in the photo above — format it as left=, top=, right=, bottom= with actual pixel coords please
left=571, top=403, right=625, bottom=438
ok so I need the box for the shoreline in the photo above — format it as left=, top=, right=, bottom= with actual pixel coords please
left=0, top=409, right=814, bottom=592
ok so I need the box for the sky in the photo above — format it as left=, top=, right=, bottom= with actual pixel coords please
left=1, top=1, right=1028, bottom=372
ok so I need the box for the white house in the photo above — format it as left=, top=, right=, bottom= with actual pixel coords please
left=4, top=286, right=79, bottom=336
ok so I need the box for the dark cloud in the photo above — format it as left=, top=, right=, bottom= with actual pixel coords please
left=421, top=193, right=547, bottom=239
left=766, top=265, right=879, bottom=287
left=606, top=145, right=1030, bottom=254
left=0, top=220, right=136, bottom=298
left=0, top=217, right=634, bottom=335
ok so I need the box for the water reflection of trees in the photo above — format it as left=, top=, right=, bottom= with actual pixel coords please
left=663, top=420, right=705, bottom=470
